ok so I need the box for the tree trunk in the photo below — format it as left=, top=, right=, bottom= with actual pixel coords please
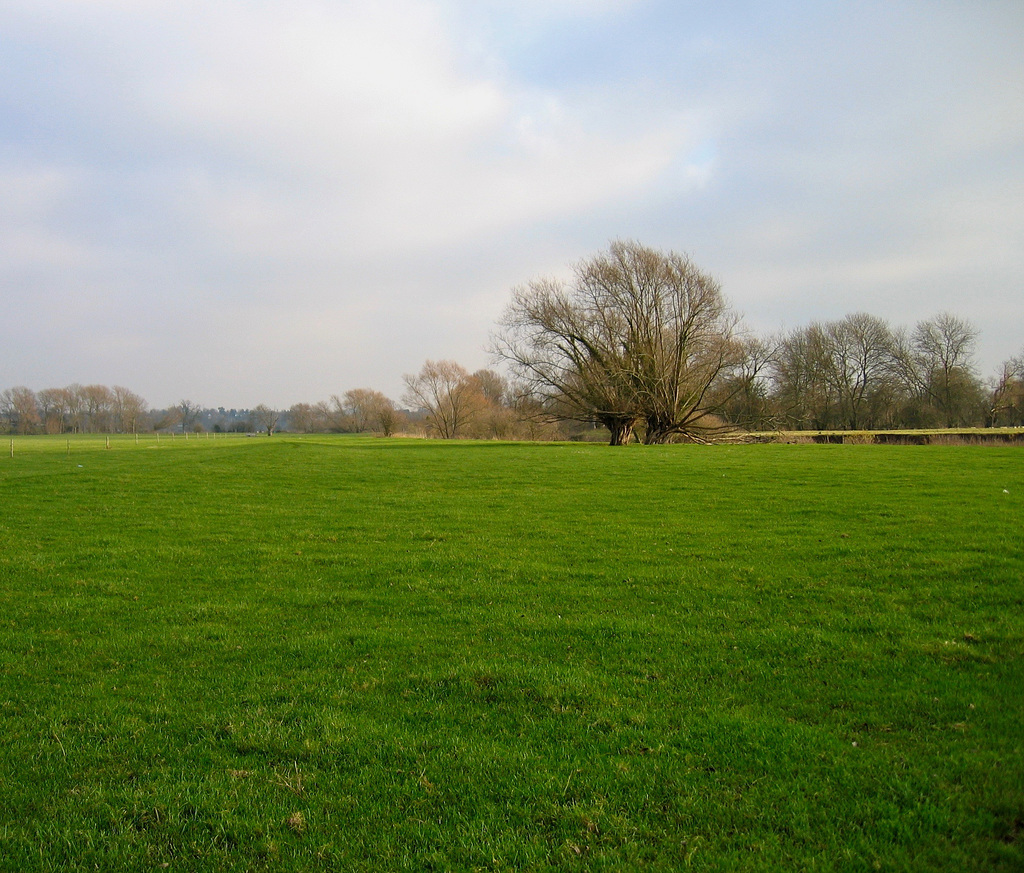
left=601, top=415, right=635, bottom=446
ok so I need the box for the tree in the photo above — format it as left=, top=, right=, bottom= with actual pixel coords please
left=494, top=241, right=742, bottom=444
left=64, top=384, right=86, bottom=433
left=402, top=360, right=483, bottom=439
left=896, top=313, right=984, bottom=427
left=288, top=402, right=327, bottom=433
left=79, top=384, right=114, bottom=432
left=467, top=369, right=518, bottom=439
left=111, top=386, right=147, bottom=433
left=376, top=402, right=402, bottom=437
left=339, top=388, right=395, bottom=434
left=367, top=392, right=402, bottom=436
left=770, top=326, right=829, bottom=429
left=0, top=386, right=40, bottom=434
left=252, top=404, right=280, bottom=435
left=714, top=336, right=778, bottom=430
left=818, top=313, right=899, bottom=429
left=36, top=388, right=70, bottom=434
left=340, top=389, right=373, bottom=433
left=989, top=350, right=1024, bottom=426
left=175, top=399, right=202, bottom=433
left=496, top=274, right=639, bottom=444
left=325, top=395, right=352, bottom=432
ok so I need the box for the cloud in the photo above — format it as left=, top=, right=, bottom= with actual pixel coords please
left=0, top=0, right=1021, bottom=403
left=0, top=1, right=696, bottom=267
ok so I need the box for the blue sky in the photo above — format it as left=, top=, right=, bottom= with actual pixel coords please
left=1, top=0, right=1021, bottom=408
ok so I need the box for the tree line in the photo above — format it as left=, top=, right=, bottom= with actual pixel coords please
left=3, top=242, right=1021, bottom=442
left=0, top=384, right=148, bottom=435
left=492, top=241, right=1023, bottom=443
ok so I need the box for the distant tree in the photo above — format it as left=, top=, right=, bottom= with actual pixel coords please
left=340, top=388, right=398, bottom=434
left=714, top=336, right=778, bottom=430
left=770, top=326, right=826, bottom=429
left=402, top=360, right=483, bottom=439
left=771, top=315, right=909, bottom=430
left=175, top=399, right=202, bottom=434
left=895, top=313, right=984, bottom=426
left=365, top=391, right=401, bottom=436
left=376, top=402, right=405, bottom=437
left=494, top=241, right=743, bottom=444
left=819, top=313, right=900, bottom=429
left=989, top=349, right=1024, bottom=426
left=325, top=395, right=352, bottom=432
left=111, top=386, right=147, bottom=433
left=288, top=402, right=324, bottom=433
left=79, top=384, right=114, bottom=432
left=36, top=388, right=70, bottom=434
left=252, top=404, right=280, bottom=435
left=472, top=369, right=508, bottom=406
left=0, top=386, right=40, bottom=434
left=63, top=384, right=86, bottom=433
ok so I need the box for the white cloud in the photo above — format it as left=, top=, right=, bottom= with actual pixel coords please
left=84, top=0, right=700, bottom=260
left=0, top=0, right=1021, bottom=403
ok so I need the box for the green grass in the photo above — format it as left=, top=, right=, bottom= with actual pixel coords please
left=1, top=436, right=1022, bottom=871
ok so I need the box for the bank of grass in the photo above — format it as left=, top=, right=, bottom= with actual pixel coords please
left=0, top=436, right=1021, bottom=871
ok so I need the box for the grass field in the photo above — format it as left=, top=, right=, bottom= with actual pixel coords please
left=1, top=435, right=1022, bottom=871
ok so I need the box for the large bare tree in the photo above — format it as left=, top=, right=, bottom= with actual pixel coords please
left=494, top=241, right=742, bottom=444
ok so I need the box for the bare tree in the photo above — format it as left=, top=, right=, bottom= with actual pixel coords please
left=494, top=241, right=742, bottom=444
left=465, top=369, right=518, bottom=439
left=472, top=369, right=508, bottom=406
left=771, top=315, right=904, bottom=430
left=770, top=326, right=828, bottom=429
left=345, top=389, right=373, bottom=432
left=896, top=313, right=984, bottom=426
left=819, top=314, right=899, bottom=429
left=111, top=386, right=147, bottom=433
left=333, top=388, right=399, bottom=435
left=36, top=388, right=69, bottom=434
left=376, top=402, right=403, bottom=437
left=367, top=392, right=401, bottom=436
left=494, top=276, right=639, bottom=444
left=288, top=402, right=326, bottom=433
left=0, top=387, right=40, bottom=434
left=252, top=404, right=280, bottom=435
left=62, top=384, right=86, bottom=433
left=325, top=394, right=351, bottom=432
left=402, top=360, right=483, bottom=439
left=989, top=349, right=1024, bottom=426
left=714, top=335, right=778, bottom=430
left=175, top=399, right=202, bottom=433
left=79, top=384, right=114, bottom=433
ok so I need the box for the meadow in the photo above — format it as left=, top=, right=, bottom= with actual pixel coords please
left=0, top=435, right=1021, bottom=871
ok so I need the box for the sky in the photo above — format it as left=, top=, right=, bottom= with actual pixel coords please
left=1, top=0, right=1022, bottom=410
